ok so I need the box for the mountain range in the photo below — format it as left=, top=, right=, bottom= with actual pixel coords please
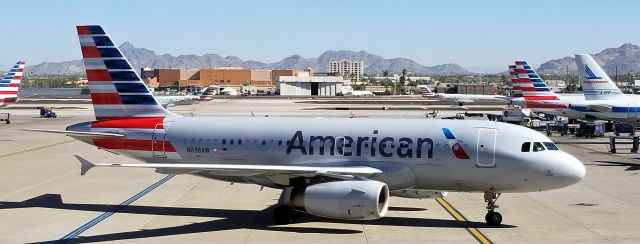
left=24, top=42, right=640, bottom=76
left=537, top=43, right=640, bottom=75
left=26, top=42, right=468, bottom=75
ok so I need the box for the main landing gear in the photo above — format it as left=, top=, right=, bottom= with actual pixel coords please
left=484, top=192, right=502, bottom=225
left=273, top=205, right=300, bottom=225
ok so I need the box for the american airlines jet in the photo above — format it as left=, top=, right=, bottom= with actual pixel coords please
left=0, top=61, right=25, bottom=107
left=30, top=25, right=585, bottom=226
left=572, top=54, right=640, bottom=125
left=418, top=85, right=506, bottom=106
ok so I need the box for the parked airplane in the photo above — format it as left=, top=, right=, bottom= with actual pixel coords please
left=511, top=61, right=586, bottom=119
left=155, top=86, right=219, bottom=107
left=571, top=54, right=640, bottom=125
left=196, top=85, right=218, bottom=101
left=0, top=61, right=25, bottom=107
left=418, top=85, right=506, bottom=106
left=30, top=25, right=585, bottom=226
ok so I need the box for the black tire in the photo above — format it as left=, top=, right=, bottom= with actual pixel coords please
left=485, top=211, right=502, bottom=225
left=273, top=205, right=294, bottom=225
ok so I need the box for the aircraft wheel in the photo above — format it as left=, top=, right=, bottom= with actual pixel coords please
left=273, top=205, right=295, bottom=225
left=485, top=211, right=502, bottom=225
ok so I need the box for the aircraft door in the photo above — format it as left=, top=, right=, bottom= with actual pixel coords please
left=476, top=129, right=497, bottom=167
left=152, top=123, right=167, bottom=158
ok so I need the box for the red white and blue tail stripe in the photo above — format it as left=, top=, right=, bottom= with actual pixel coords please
left=508, top=65, right=522, bottom=98
left=0, top=61, right=25, bottom=106
left=514, top=61, right=565, bottom=109
left=77, top=25, right=175, bottom=120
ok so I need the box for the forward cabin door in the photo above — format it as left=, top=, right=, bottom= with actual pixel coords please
left=476, top=129, right=497, bottom=167
left=152, top=123, right=167, bottom=158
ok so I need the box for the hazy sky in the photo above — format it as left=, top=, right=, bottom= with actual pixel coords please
left=2, top=0, right=639, bottom=73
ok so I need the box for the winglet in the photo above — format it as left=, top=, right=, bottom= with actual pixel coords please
left=74, top=155, right=95, bottom=176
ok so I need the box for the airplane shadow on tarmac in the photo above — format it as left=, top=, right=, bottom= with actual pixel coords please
left=0, top=194, right=515, bottom=243
left=588, top=160, right=640, bottom=171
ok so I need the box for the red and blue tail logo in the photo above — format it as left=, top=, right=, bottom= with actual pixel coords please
left=77, top=25, right=173, bottom=120
left=442, top=128, right=470, bottom=159
left=0, top=61, right=25, bottom=105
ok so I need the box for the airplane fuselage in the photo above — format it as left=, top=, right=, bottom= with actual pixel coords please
left=68, top=117, right=584, bottom=193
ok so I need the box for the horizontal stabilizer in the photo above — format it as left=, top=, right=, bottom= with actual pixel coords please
left=23, top=129, right=125, bottom=137
left=74, top=155, right=96, bottom=176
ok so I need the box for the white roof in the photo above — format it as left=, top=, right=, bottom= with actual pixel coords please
left=278, top=76, right=344, bottom=83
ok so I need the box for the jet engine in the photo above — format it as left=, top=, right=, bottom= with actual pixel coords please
left=390, top=189, right=448, bottom=199
left=290, top=181, right=389, bottom=220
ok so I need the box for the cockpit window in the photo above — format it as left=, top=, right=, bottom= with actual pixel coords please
left=543, top=142, right=559, bottom=150
left=521, top=142, right=531, bottom=152
left=533, top=142, right=545, bottom=152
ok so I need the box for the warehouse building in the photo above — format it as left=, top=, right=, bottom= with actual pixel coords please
left=278, top=76, right=344, bottom=96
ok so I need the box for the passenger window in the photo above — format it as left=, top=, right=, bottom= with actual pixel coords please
left=521, top=142, right=530, bottom=152
left=222, top=139, right=226, bottom=145
left=543, top=142, right=559, bottom=150
left=230, top=139, right=234, bottom=145
left=533, top=142, right=545, bottom=152
left=262, top=140, right=266, bottom=145
left=278, top=140, right=282, bottom=146
left=238, top=140, right=242, bottom=145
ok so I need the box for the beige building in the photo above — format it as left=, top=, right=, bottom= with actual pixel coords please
left=330, top=60, right=364, bottom=81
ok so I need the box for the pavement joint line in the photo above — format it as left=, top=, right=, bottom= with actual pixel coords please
left=435, top=197, right=492, bottom=244
left=57, top=174, right=175, bottom=243
left=0, top=139, right=75, bottom=159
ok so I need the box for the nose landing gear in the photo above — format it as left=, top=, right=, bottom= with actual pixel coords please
left=484, top=192, right=502, bottom=225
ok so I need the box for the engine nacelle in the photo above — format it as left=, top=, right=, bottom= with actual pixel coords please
left=390, top=189, right=447, bottom=199
left=290, top=181, right=389, bottom=220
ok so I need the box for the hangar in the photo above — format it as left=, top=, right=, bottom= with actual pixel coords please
left=277, top=76, right=344, bottom=96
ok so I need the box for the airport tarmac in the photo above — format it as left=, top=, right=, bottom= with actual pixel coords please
left=1, top=98, right=640, bottom=243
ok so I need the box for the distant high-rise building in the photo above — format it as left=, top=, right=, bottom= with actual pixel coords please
left=330, top=60, right=364, bottom=81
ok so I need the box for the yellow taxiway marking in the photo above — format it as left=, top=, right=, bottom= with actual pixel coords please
left=436, top=197, right=492, bottom=244
left=0, top=139, right=75, bottom=159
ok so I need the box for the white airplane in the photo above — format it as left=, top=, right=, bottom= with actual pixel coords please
left=571, top=54, right=640, bottom=125
left=154, top=86, right=218, bottom=107
left=510, top=61, right=586, bottom=119
left=0, top=61, right=25, bottom=107
left=30, top=25, right=585, bottom=226
left=418, top=85, right=506, bottom=106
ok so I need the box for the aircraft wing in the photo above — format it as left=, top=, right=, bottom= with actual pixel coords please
left=586, top=104, right=613, bottom=113
left=456, top=99, right=475, bottom=103
left=75, top=155, right=382, bottom=176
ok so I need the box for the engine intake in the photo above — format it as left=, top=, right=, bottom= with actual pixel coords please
left=290, top=181, right=389, bottom=220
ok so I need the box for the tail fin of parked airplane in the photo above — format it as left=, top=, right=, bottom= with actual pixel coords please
left=575, top=54, right=625, bottom=100
left=508, top=65, right=522, bottom=98
left=515, top=61, right=559, bottom=101
left=514, top=61, right=567, bottom=109
left=197, top=86, right=217, bottom=101
left=0, top=61, right=26, bottom=106
left=76, top=25, right=176, bottom=120
left=417, top=85, right=435, bottom=97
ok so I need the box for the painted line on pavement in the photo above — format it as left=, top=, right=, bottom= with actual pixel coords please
left=57, top=174, right=175, bottom=243
left=0, top=139, right=75, bottom=159
left=436, top=197, right=492, bottom=244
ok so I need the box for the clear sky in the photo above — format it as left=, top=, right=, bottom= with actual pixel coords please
left=2, top=0, right=639, bottom=73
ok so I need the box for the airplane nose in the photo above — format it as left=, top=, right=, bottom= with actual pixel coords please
left=557, top=153, right=586, bottom=186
